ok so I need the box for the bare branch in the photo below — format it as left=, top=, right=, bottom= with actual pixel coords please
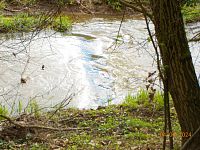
left=119, top=0, right=152, bottom=19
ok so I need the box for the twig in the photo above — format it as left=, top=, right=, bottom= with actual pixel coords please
left=47, top=93, right=74, bottom=121
left=112, top=8, right=126, bottom=52
left=141, top=1, right=173, bottom=149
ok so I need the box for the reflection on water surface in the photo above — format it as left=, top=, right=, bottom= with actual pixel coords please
left=0, top=18, right=199, bottom=113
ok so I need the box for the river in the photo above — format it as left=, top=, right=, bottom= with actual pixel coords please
left=0, top=17, right=199, bottom=113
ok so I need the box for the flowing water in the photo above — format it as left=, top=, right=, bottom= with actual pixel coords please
left=0, top=17, right=199, bottom=113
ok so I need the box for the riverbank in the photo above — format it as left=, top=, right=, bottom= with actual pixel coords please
left=0, top=14, right=71, bottom=33
left=0, top=0, right=135, bottom=16
left=0, top=0, right=128, bottom=33
left=0, top=0, right=199, bottom=33
left=0, top=91, right=181, bottom=149
left=0, top=1, right=198, bottom=149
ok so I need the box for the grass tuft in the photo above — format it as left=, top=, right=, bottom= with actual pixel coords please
left=0, top=105, right=8, bottom=120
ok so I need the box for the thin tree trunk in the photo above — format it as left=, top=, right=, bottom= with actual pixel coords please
left=149, top=0, right=200, bottom=148
left=164, top=77, right=173, bottom=150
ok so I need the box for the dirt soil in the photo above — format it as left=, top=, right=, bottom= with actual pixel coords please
left=2, top=0, right=138, bottom=17
left=0, top=104, right=181, bottom=150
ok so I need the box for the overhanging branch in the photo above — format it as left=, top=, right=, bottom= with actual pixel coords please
left=119, top=0, right=153, bottom=20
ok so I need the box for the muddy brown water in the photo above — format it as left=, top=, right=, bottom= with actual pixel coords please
left=0, top=17, right=199, bottom=113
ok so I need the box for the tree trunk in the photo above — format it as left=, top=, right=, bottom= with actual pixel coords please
left=149, top=0, right=200, bottom=149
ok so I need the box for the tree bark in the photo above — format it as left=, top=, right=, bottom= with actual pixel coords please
left=149, top=0, right=200, bottom=149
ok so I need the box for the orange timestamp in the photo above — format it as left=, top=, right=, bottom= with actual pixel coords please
left=159, top=131, right=192, bottom=137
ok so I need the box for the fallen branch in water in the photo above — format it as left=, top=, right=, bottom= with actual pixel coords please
left=0, top=114, right=90, bottom=131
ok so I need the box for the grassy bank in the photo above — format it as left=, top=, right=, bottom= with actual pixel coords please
left=0, top=14, right=71, bottom=33
left=0, top=91, right=181, bottom=149
left=0, top=1, right=199, bottom=33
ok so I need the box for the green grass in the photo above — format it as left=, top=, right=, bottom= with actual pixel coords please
left=0, top=105, right=8, bottom=120
left=125, top=132, right=151, bottom=140
left=123, top=94, right=138, bottom=108
left=53, top=16, right=72, bottom=32
left=25, top=100, right=41, bottom=117
left=123, top=89, right=149, bottom=107
left=123, top=90, right=165, bottom=111
left=153, top=91, right=164, bottom=110
left=0, top=14, right=71, bottom=33
left=126, top=118, right=152, bottom=128
left=0, top=90, right=181, bottom=149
